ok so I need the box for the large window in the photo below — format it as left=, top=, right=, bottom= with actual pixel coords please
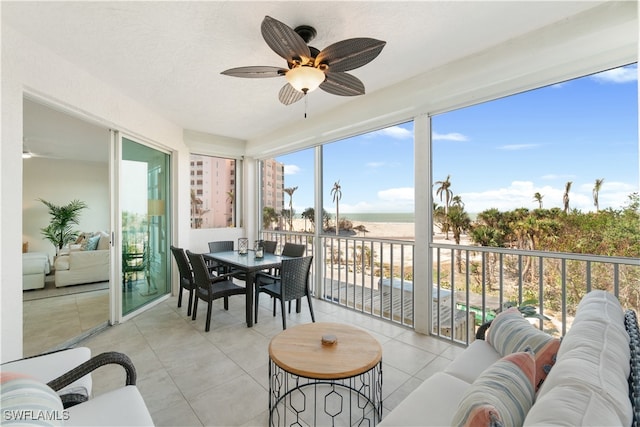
left=322, top=122, right=415, bottom=237
left=261, top=122, right=415, bottom=238
left=262, top=149, right=314, bottom=232
left=431, top=63, right=638, bottom=254
left=190, top=154, right=236, bottom=229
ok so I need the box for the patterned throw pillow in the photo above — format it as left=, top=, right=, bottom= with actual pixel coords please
left=0, top=372, right=65, bottom=426
left=487, top=307, right=560, bottom=390
left=451, top=351, right=536, bottom=427
left=86, top=234, right=101, bottom=251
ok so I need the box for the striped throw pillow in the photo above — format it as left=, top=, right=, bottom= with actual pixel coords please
left=451, top=351, right=536, bottom=427
left=1, top=372, right=64, bottom=426
left=487, top=307, right=560, bottom=390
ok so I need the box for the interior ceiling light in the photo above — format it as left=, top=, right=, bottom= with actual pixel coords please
left=221, top=16, right=386, bottom=106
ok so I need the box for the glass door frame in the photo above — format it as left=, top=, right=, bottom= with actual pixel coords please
left=111, top=130, right=173, bottom=323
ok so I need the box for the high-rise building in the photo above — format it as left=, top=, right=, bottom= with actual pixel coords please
left=262, top=159, right=285, bottom=228
left=190, top=155, right=235, bottom=228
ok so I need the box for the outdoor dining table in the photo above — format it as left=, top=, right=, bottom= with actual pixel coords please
left=204, top=250, right=296, bottom=327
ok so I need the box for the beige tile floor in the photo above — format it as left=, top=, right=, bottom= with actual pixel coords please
left=25, top=289, right=465, bottom=426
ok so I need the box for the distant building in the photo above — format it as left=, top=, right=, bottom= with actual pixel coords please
left=262, top=159, right=285, bottom=227
left=190, top=155, right=235, bottom=228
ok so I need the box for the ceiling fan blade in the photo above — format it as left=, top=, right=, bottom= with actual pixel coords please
left=261, top=16, right=312, bottom=63
left=278, top=84, right=306, bottom=105
left=315, top=38, right=386, bottom=73
left=320, top=72, right=365, bottom=97
left=221, top=66, right=287, bottom=78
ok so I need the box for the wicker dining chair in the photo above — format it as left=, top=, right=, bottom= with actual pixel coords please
left=186, top=250, right=246, bottom=332
left=254, top=242, right=306, bottom=317
left=170, top=245, right=196, bottom=316
left=255, top=255, right=314, bottom=330
left=262, top=240, right=277, bottom=254
left=207, top=240, right=234, bottom=275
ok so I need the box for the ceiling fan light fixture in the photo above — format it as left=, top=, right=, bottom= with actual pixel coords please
left=285, top=66, right=325, bottom=94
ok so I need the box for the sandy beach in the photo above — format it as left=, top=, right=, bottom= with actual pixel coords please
left=290, top=218, right=470, bottom=244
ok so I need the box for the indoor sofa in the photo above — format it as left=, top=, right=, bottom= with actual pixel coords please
left=379, top=290, right=639, bottom=426
left=22, top=252, right=51, bottom=290
left=54, top=232, right=110, bottom=287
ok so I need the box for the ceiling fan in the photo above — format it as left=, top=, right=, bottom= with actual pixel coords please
left=221, top=16, right=386, bottom=105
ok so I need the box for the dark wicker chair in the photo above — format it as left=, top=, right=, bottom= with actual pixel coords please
left=255, top=255, right=314, bottom=330
left=170, top=245, right=196, bottom=316
left=207, top=240, right=234, bottom=275
left=186, top=250, right=246, bottom=332
left=254, top=242, right=307, bottom=319
left=262, top=240, right=277, bottom=254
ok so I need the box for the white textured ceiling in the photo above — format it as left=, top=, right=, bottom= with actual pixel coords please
left=5, top=1, right=609, bottom=158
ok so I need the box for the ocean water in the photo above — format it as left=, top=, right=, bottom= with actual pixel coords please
left=326, top=212, right=415, bottom=223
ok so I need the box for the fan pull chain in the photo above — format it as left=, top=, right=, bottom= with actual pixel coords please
left=304, top=95, right=308, bottom=119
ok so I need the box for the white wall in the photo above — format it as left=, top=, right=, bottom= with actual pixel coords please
left=1, top=25, right=189, bottom=362
left=23, top=158, right=109, bottom=260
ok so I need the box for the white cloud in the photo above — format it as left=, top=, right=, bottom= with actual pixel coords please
left=367, top=162, right=385, bottom=168
left=590, top=65, right=638, bottom=84
left=497, top=144, right=540, bottom=151
left=338, top=187, right=415, bottom=213
left=378, top=187, right=414, bottom=201
left=433, top=132, right=469, bottom=142
left=369, top=126, right=413, bottom=140
left=456, top=180, right=636, bottom=214
left=283, top=164, right=301, bottom=175
left=541, top=174, right=576, bottom=181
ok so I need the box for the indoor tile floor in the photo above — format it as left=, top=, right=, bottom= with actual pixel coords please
left=23, top=288, right=109, bottom=357
left=26, top=289, right=464, bottom=426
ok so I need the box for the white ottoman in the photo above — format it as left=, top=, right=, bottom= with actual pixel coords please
left=23, top=252, right=51, bottom=290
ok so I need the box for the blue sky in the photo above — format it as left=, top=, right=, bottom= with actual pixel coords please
left=278, top=64, right=638, bottom=215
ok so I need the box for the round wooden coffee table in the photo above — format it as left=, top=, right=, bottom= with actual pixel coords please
left=268, top=322, right=383, bottom=426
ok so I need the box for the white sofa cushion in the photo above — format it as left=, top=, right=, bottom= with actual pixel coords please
left=524, top=383, right=628, bottom=426
left=451, top=351, right=536, bottom=427
left=378, top=372, right=470, bottom=426
left=525, top=290, right=632, bottom=426
left=443, top=339, right=501, bottom=384
left=66, top=385, right=154, bottom=426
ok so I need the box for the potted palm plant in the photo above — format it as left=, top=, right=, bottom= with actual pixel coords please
left=39, top=198, right=88, bottom=253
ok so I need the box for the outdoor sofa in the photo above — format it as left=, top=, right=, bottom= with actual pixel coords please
left=379, top=290, right=639, bottom=426
left=1, top=347, right=153, bottom=426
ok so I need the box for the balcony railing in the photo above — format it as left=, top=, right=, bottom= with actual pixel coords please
left=262, top=230, right=640, bottom=344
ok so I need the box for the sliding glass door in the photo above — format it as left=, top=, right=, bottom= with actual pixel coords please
left=120, top=137, right=171, bottom=315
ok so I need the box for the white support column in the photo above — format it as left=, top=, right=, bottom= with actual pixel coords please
left=414, top=114, right=433, bottom=334
left=243, top=156, right=257, bottom=242
left=313, top=145, right=323, bottom=298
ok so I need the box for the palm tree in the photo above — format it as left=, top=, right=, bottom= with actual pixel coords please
left=262, top=206, right=277, bottom=230
left=226, top=190, right=235, bottom=226
left=435, top=175, right=453, bottom=238
left=563, top=181, right=572, bottom=213
left=331, top=180, right=342, bottom=235
left=533, top=192, right=544, bottom=209
left=283, top=186, right=298, bottom=231
left=451, top=195, right=464, bottom=209
left=448, top=205, right=471, bottom=272
left=593, top=178, right=604, bottom=212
